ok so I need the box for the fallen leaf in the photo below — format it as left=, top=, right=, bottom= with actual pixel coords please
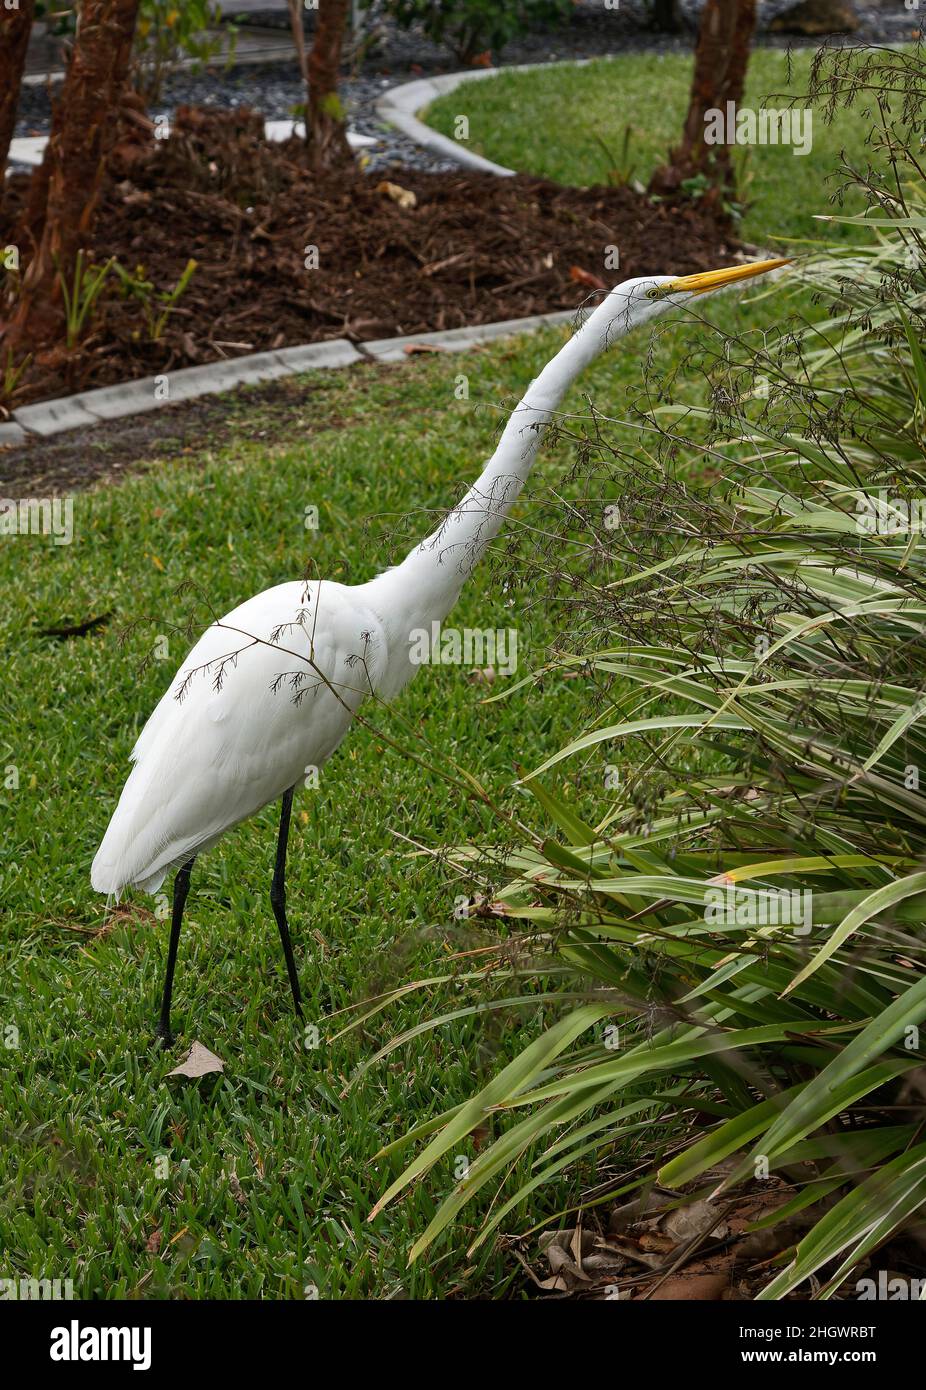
left=541, top=1228, right=597, bottom=1262
left=662, top=1199, right=729, bottom=1245
left=402, top=343, right=447, bottom=355
left=638, top=1231, right=676, bottom=1253
left=594, top=1238, right=664, bottom=1270
left=466, top=666, right=496, bottom=685
left=145, top=1229, right=162, bottom=1254
left=536, top=1228, right=612, bottom=1289
left=376, top=180, right=417, bottom=210
left=569, top=265, right=607, bottom=292
left=536, top=1273, right=571, bottom=1291
left=166, top=1040, right=225, bottom=1080
left=609, top=1189, right=672, bottom=1233
left=648, top=1271, right=729, bottom=1301
left=584, top=1252, right=627, bottom=1272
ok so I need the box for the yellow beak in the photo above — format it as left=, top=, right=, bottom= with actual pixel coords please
left=663, top=257, right=793, bottom=296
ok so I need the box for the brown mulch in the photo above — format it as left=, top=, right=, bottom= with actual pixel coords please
left=1, top=105, right=743, bottom=411
left=522, top=1176, right=926, bottom=1301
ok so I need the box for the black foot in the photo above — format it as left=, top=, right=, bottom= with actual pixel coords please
left=155, top=1024, right=174, bottom=1047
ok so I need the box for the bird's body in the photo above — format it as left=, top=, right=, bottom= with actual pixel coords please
left=92, top=261, right=788, bottom=1037
left=92, top=580, right=381, bottom=893
left=93, top=531, right=475, bottom=898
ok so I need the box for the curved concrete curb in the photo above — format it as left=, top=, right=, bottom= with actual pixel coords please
left=374, top=58, right=601, bottom=177
left=0, top=309, right=585, bottom=446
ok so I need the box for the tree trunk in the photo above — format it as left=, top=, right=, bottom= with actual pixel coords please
left=287, top=0, right=308, bottom=84
left=5, top=0, right=141, bottom=350
left=649, top=0, right=757, bottom=204
left=0, top=0, right=36, bottom=194
left=305, top=0, right=352, bottom=172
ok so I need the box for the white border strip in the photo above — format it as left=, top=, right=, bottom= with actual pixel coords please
left=8, top=120, right=374, bottom=170
left=0, top=309, right=584, bottom=445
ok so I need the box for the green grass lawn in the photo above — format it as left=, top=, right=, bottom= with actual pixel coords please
left=424, top=48, right=879, bottom=246
left=0, top=288, right=798, bottom=1299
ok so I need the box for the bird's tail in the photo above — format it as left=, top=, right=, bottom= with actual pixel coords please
left=91, top=762, right=174, bottom=897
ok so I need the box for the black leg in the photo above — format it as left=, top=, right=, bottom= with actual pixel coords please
left=157, top=856, right=195, bottom=1045
left=271, top=785, right=303, bottom=1018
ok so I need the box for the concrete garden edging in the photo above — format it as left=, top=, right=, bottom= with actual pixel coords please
left=7, top=121, right=375, bottom=172
left=0, top=309, right=585, bottom=446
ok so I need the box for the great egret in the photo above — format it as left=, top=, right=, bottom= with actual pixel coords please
left=92, top=259, right=788, bottom=1042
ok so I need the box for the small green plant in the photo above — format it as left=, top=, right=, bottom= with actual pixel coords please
left=592, top=125, right=638, bottom=188
left=678, top=168, right=746, bottom=222
left=112, top=258, right=198, bottom=341
left=382, top=0, right=573, bottom=64
left=133, top=0, right=235, bottom=104
left=56, top=251, right=116, bottom=351
left=0, top=348, right=31, bottom=419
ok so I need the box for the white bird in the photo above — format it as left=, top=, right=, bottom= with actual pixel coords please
left=92, top=260, right=788, bottom=1042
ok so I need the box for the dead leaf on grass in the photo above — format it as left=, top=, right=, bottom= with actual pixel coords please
left=166, top=1041, right=225, bottom=1080
left=466, top=666, right=496, bottom=685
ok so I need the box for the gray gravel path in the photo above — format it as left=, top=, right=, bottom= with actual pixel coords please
left=12, top=0, right=915, bottom=176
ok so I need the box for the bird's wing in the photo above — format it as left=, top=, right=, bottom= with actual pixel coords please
left=92, top=580, right=385, bottom=896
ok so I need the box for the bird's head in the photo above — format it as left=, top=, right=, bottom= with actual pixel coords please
left=602, top=258, right=793, bottom=333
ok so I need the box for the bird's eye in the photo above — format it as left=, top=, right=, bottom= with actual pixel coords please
left=645, top=286, right=662, bottom=299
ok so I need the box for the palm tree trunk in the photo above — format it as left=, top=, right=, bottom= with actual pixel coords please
left=305, top=0, right=352, bottom=172
left=6, top=0, right=140, bottom=350
left=0, top=0, right=36, bottom=194
left=649, top=0, right=757, bottom=203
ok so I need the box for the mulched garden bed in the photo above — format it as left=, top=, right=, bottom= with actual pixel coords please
left=1, top=107, right=743, bottom=411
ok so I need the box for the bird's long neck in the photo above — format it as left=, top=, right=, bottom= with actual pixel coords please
left=369, top=290, right=631, bottom=633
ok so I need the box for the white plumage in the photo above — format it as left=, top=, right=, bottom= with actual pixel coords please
left=91, top=263, right=787, bottom=1035
left=92, top=581, right=385, bottom=894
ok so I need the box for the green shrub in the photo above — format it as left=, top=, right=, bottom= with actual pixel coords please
left=372, top=45, right=926, bottom=1297
left=134, top=0, right=234, bottom=104
left=384, top=0, right=574, bottom=63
